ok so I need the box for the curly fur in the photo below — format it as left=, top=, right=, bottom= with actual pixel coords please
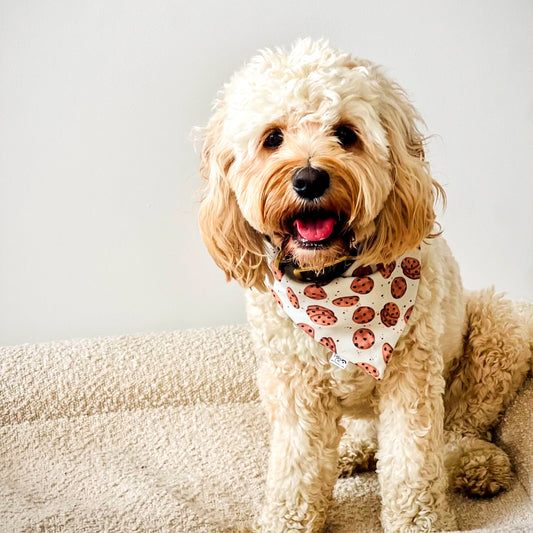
left=198, top=39, right=533, bottom=533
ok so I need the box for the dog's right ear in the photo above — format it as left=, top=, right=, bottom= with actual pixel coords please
left=198, top=105, right=270, bottom=291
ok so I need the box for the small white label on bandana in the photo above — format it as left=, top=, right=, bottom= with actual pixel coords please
left=267, top=248, right=421, bottom=380
left=329, top=353, right=348, bottom=369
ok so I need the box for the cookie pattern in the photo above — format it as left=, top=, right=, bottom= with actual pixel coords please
left=350, top=277, right=374, bottom=294
left=391, top=277, right=407, bottom=299
left=270, top=288, right=283, bottom=308
left=352, top=265, right=373, bottom=277
left=267, top=248, right=421, bottom=380
left=401, top=257, right=421, bottom=280
left=380, top=302, right=400, bottom=327
left=287, top=287, right=300, bottom=309
left=352, top=306, right=375, bottom=324
left=306, top=305, right=337, bottom=326
left=353, top=328, right=375, bottom=349
left=319, top=336, right=337, bottom=353
left=377, top=261, right=396, bottom=279
left=297, top=323, right=315, bottom=338
left=332, top=295, right=360, bottom=307
left=382, top=343, right=393, bottom=363
left=270, top=261, right=283, bottom=282
left=303, top=283, right=328, bottom=300
left=356, top=361, right=380, bottom=379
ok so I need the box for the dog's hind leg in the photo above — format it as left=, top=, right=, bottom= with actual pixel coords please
left=444, top=289, right=531, bottom=496
left=337, top=417, right=377, bottom=477
left=444, top=434, right=513, bottom=496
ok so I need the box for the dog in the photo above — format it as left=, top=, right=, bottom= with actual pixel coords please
left=198, top=39, right=532, bottom=532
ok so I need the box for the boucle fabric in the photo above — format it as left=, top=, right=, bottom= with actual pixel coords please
left=0, top=322, right=531, bottom=532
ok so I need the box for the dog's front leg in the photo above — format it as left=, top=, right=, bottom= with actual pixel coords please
left=255, top=360, right=342, bottom=533
left=376, top=346, right=456, bottom=533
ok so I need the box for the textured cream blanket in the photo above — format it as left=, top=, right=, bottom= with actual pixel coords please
left=0, top=324, right=531, bottom=532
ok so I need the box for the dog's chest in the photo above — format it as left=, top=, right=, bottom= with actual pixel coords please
left=248, top=290, right=381, bottom=413
left=328, top=368, right=379, bottom=417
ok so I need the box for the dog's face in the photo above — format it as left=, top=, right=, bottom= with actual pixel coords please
left=199, top=40, right=442, bottom=290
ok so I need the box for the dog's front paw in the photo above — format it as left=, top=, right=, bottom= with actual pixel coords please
left=252, top=516, right=324, bottom=533
left=382, top=506, right=457, bottom=533
left=380, top=482, right=457, bottom=533
left=253, top=501, right=327, bottom=533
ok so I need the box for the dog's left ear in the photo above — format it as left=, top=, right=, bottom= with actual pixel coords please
left=198, top=105, right=270, bottom=291
left=360, top=78, right=445, bottom=265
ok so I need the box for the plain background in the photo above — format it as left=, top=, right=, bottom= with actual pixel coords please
left=1, top=1, right=532, bottom=346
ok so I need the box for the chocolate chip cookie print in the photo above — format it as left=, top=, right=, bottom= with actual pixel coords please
left=268, top=248, right=421, bottom=380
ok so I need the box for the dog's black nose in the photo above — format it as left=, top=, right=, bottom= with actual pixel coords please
left=292, top=167, right=330, bottom=200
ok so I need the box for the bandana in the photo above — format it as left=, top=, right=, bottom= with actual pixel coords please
left=267, top=249, right=421, bottom=379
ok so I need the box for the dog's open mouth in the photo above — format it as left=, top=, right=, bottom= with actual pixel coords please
left=291, top=211, right=342, bottom=248
left=276, top=209, right=354, bottom=274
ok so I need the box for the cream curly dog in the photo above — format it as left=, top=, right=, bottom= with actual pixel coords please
left=198, top=40, right=532, bottom=532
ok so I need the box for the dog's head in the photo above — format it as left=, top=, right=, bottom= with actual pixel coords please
left=199, top=39, right=443, bottom=291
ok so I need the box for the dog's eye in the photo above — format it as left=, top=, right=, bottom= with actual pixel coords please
left=263, top=129, right=284, bottom=149
left=335, top=125, right=358, bottom=148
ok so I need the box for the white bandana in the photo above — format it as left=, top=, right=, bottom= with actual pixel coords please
left=268, top=249, right=421, bottom=379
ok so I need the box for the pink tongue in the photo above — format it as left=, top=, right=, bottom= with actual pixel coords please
left=295, top=218, right=336, bottom=242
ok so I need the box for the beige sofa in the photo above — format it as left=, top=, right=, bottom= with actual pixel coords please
left=1, top=323, right=531, bottom=532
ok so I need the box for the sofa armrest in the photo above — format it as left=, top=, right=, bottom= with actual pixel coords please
left=0, top=325, right=259, bottom=425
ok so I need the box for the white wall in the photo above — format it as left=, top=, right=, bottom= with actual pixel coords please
left=1, top=0, right=532, bottom=345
